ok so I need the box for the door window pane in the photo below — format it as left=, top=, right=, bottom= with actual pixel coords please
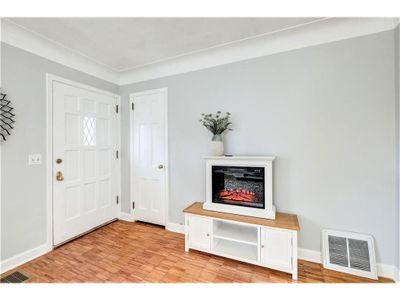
left=83, top=116, right=96, bottom=146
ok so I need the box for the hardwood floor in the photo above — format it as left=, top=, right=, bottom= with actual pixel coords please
left=1, top=221, right=393, bottom=283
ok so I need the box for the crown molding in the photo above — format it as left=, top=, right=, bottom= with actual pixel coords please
left=1, top=18, right=397, bottom=86
left=119, top=18, right=397, bottom=85
left=1, top=19, right=119, bottom=84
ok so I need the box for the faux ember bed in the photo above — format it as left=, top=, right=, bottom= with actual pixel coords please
left=212, top=165, right=265, bottom=209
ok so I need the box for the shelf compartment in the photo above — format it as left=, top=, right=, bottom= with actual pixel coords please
left=213, top=220, right=258, bottom=245
left=213, top=238, right=258, bottom=263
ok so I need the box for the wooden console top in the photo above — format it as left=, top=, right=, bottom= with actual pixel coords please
left=183, top=202, right=300, bottom=231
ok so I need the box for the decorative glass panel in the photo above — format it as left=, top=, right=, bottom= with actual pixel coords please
left=83, top=116, right=96, bottom=146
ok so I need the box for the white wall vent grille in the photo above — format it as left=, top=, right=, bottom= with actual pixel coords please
left=322, top=229, right=377, bottom=280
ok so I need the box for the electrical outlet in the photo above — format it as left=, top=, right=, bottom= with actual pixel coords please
left=28, top=154, right=42, bottom=165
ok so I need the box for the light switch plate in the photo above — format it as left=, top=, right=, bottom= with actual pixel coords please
left=28, top=154, right=42, bottom=165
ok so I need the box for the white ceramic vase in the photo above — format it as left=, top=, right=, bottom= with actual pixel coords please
left=211, top=134, right=224, bottom=156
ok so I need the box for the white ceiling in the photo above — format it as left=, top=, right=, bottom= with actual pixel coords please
left=6, top=18, right=322, bottom=72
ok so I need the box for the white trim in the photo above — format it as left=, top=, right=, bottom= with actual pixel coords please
left=300, top=250, right=396, bottom=280
left=301, top=248, right=396, bottom=280
left=115, top=95, right=122, bottom=222
left=376, top=263, right=397, bottom=281
left=2, top=18, right=397, bottom=86
left=298, top=246, right=395, bottom=280
left=129, top=88, right=169, bottom=226
left=397, top=18, right=400, bottom=284
left=117, top=18, right=328, bottom=73
left=2, top=19, right=119, bottom=84
left=128, top=92, right=134, bottom=219
left=119, top=18, right=397, bottom=84
left=165, top=221, right=397, bottom=280
left=47, top=74, right=119, bottom=99
left=298, top=248, right=321, bottom=263
left=166, top=222, right=185, bottom=234
left=119, top=212, right=135, bottom=222
left=46, top=74, right=121, bottom=249
left=45, top=74, right=53, bottom=251
left=0, top=243, right=52, bottom=274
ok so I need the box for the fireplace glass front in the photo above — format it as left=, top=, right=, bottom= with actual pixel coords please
left=211, top=165, right=265, bottom=209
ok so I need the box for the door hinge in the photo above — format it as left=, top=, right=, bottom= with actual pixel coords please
left=116, top=195, right=119, bottom=205
left=131, top=102, right=134, bottom=110
left=116, top=105, right=119, bottom=114
left=132, top=202, right=135, bottom=210
left=116, top=150, right=119, bottom=159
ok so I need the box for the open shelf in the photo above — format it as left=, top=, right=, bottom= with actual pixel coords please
left=213, top=220, right=258, bottom=245
left=213, top=238, right=258, bottom=263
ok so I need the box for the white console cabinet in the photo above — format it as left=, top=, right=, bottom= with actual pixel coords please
left=184, top=202, right=299, bottom=280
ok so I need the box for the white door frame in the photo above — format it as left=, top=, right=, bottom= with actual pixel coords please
left=46, top=74, right=121, bottom=248
left=129, top=88, right=169, bottom=225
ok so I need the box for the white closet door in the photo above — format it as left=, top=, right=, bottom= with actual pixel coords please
left=131, top=89, right=167, bottom=226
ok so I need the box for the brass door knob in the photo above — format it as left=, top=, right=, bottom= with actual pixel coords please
left=56, top=171, right=64, bottom=181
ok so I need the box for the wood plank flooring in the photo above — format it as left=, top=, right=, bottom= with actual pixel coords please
left=1, top=221, right=393, bottom=283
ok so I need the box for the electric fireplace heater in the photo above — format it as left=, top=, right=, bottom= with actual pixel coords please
left=204, top=156, right=276, bottom=219
left=212, top=166, right=265, bottom=209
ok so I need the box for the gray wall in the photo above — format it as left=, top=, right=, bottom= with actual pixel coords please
left=0, top=43, right=118, bottom=260
left=1, top=30, right=397, bottom=267
left=120, top=31, right=396, bottom=265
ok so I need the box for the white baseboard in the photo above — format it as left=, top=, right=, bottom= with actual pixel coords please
left=297, top=248, right=395, bottom=280
left=166, top=222, right=185, bottom=234
left=165, top=221, right=397, bottom=281
left=0, top=243, right=52, bottom=274
left=376, top=263, right=397, bottom=281
left=298, top=247, right=321, bottom=263
left=119, top=212, right=134, bottom=222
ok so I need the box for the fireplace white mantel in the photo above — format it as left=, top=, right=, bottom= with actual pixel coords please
left=203, top=156, right=276, bottom=219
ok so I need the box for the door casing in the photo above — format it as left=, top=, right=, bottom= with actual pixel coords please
left=129, top=88, right=169, bottom=225
left=46, top=74, right=121, bottom=248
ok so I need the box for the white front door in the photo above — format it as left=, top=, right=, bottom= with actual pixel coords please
left=52, top=80, right=119, bottom=245
left=131, top=89, right=167, bottom=226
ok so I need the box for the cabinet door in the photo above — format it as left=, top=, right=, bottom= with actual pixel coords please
left=188, top=215, right=212, bottom=251
left=260, top=227, right=293, bottom=272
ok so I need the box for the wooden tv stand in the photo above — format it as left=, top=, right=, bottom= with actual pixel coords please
left=183, top=202, right=300, bottom=280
